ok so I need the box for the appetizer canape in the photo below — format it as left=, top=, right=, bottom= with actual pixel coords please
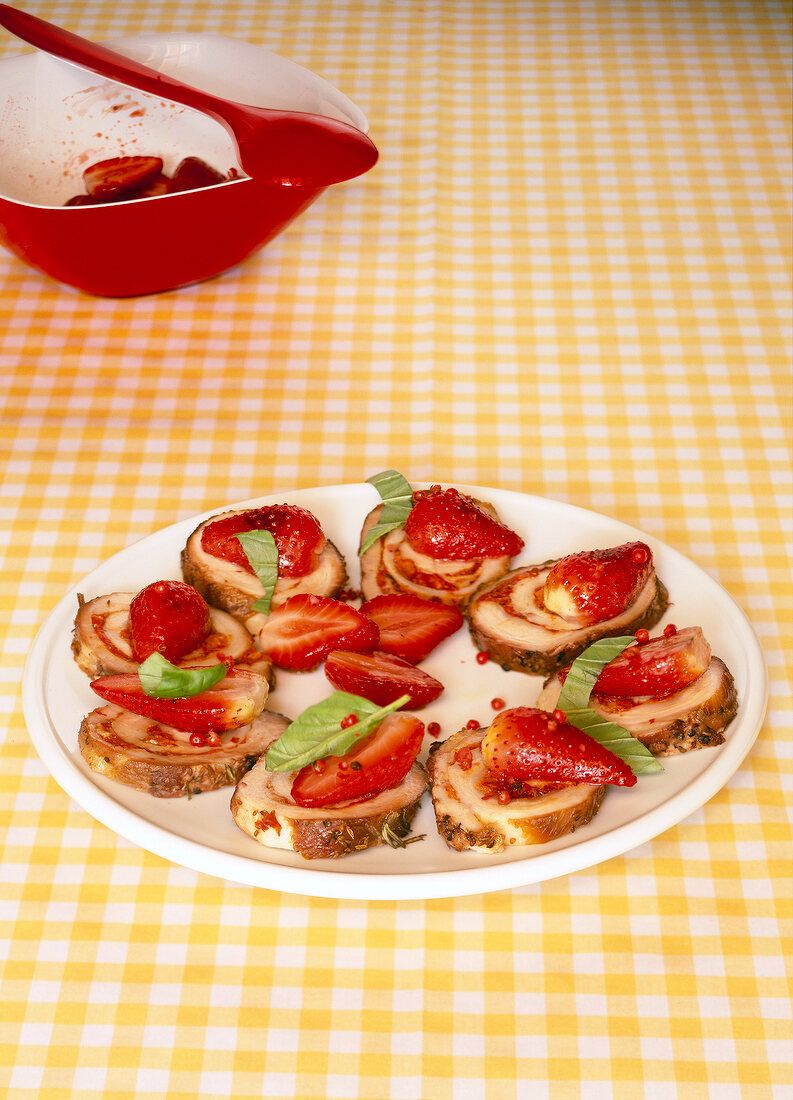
left=79, top=661, right=287, bottom=798
left=467, top=541, right=668, bottom=675
left=182, top=504, right=346, bottom=623
left=537, top=626, right=738, bottom=755
left=72, top=579, right=271, bottom=679
left=359, top=475, right=524, bottom=607
left=231, top=695, right=428, bottom=859
left=427, top=706, right=635, bottom=852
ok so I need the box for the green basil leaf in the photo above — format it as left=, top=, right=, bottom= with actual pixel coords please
left=233, top=529, right=278, bottom=614
left=555, top=636, right=664, bottom=775
left=265, top=690, right=411, bottom=772
left=138, top=653, right=227, bottom=699
left=359, top=469, right=414, bottom=554
left=555, top=636, right=636, bottom=713
left=558, top=706, right=664, bottom=775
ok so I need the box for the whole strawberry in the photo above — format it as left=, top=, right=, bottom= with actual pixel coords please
left=129, top=580, right=212, bottom=664
left=543, top=542, right=654, bottom=626
left=404, top=486, right=524, bottom=561
left=479, top=706, right=636, bottom=787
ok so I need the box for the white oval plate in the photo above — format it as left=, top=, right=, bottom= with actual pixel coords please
left=22, top=484, right=767, bottom=900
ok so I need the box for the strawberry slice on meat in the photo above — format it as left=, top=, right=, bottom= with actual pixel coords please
left=543, top=542, right=654, bottom=626
left=593, top=626, right=711, bottom=698
left=360, top=593, right=463, bottom=663
left=200, top=505, right=326, bottom=577
left=404, top=486, right=524, bottom=560
left=255, top=593, right=379, bottom=670
left=290, top=712, right=425, bottom=808
left=90, top=668, right=268, bottom=734
left=325, top=649, right=444, bottom=708
left=480, top=706, right=636, bottom=787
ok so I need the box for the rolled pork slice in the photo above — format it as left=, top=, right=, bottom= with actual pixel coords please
left=538, top=657, right=738, bottom=756
left=466, top=561, right=669, bottom=676
left=78, top=704, right=290, bottom=797
left=72, top=592, right=268, bottom=678
left=427, top=728, right=606, bottom=852
left=181, top=509, right=347, bottom=623
left=231, top=758, right=428, bottom=859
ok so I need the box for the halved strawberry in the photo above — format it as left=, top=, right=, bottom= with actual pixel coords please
left=325, top=649, right=444, bottom=708
left=543, top=542, right=654, bottom=626
left=82, top=156, right=165, bottom=201
left=201, top=505, right=326, bottom=577
left=90, top=668, right=267, bottom=734
left=129, top=580, right=212, bottom=663
left=290, top=712, right=425, bottom=807
left=359, top=593, right=463, bottom=663
left=168, top=157, right=226, bottom=192
left=480, top=706, right=636, bottom=786
left=255, top=594, right=378, bottom=670
left=135, top=173, right=170, bottom=199
left=593, top=626, right=710, bottom=698
left=404, top=486, right=525, bottom=560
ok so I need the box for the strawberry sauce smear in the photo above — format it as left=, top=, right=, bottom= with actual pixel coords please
left=201, top=505, right=326, bottom=577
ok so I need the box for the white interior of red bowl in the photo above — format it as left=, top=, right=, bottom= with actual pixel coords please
left=0, top=33, right=369, bottom=207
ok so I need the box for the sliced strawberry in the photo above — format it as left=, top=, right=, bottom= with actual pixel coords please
left=135, top=173, right=170, bottom=199
left=359, top=593, right=463, bottom=663
left=90, top=668, right=267, bottom=734
left=64, top=193, right=102, bottom=206
left=325, top=649, right=444, bottom=708
left=82, top=156, right=164, bottom=201
left=404, top=486, right=525, bottom=561
left=255, top=594, right=378, bottom=670
left=129, top=580, right=212, bottom=663
left=593, top=626, right=710, bottom=698
left=543, top=541, right=654, bottom=626
left=168, top=157, right=226, bottom=192
left=290, top=712, right=425, bottom=807
left=480, top=706, right=636, bottom=786
left=201, top=505, right=327, bottom=577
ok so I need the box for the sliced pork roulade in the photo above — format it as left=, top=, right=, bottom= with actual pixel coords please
left=78, top=704, right=290, bottom=798
left=359, top=485, right=524, bottom=607
left=427, top=708, right=635, bottom=853
left=182, top=504, right=346, bottom=625
left=72, top=585, right=270, bottom=679
left=537, top=626, right=738, bottom=756
left=467, top=542, right=668, bottom=676
left=232, top=711, right=428, bottom=859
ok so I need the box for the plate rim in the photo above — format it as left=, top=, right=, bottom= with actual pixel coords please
left=22, top=482, right=768, bottom=900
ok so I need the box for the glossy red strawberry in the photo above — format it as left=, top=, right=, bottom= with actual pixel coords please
left=593, top=626, right=710, bottom=698
left=128, top=580, right=212, bottom=663
left=359, top=593, right=463, bottom=663
left=168, top=157, right=226, bottom=192
left=201, top=505, right=326, bottom=577
left=325, top=649, right=444, bottom=708
left=480, top=706, right=636, bottom=786
left=255, top=594, right=378, bottom=670
left=543, top=542, right=654, bottom=626
left=82, top=156, right=165, bottom=201
left=404, top=486, right=525, bottom=561
left=90, top=668, right=267, bottom=734
left=290, top=712, right=425, bottom=807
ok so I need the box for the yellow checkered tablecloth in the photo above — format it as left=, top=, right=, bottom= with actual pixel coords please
left=1, top=0, right=791, bottom=1097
